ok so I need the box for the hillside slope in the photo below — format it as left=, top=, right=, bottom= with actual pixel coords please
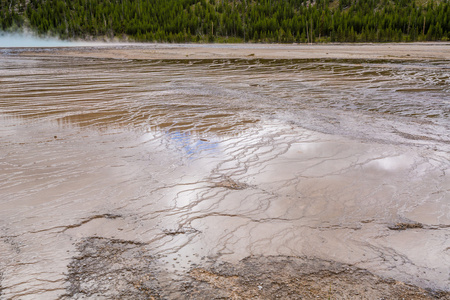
left=1, top=0, right=449, bottom=42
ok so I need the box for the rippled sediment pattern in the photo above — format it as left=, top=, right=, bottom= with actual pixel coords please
left=1, top=56, right=449, bottom=139
left=0, top=52, right=449, bottom=299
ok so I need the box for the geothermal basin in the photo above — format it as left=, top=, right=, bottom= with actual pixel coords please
left=0, top=44, right=449, bottom=299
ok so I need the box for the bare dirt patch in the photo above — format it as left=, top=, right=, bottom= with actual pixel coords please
left=64, top=239, right=449, bottom=299
left=185, top=256, right=448, bottom=299
left=213, top=176, right=248, bottom=190
left=64, top=237, right=161, bottom=299
left=388, top=222, right=424, bottom=230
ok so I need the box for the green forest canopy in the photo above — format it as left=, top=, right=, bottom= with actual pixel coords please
left=1, top=0, right=449, bottom=42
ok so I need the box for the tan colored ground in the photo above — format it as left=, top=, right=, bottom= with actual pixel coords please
left=20, top=42, right=450, bottom=61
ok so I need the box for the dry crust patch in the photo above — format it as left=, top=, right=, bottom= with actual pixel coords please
left=64, top=241, right=449, bottom=299
left=186, top=256, right=448, bottom=299
left=388, top=222, right=424, bottom=230
left=213, top=176, right=248, bottom=190
left=65, top=237, right=160, bottom=299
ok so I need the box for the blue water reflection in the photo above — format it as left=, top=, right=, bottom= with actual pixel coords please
left=166, top=130, right=219, bottom=159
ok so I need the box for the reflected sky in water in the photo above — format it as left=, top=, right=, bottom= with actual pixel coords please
left=166, top=130, right=219, bottom=159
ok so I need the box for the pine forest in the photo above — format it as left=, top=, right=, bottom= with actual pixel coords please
left=1, top=0, right=449, bottom=43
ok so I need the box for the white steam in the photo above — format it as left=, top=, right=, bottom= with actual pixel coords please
left=0, top=31, right=103, bottom=47
left=0, top=31, right=72, bottom=47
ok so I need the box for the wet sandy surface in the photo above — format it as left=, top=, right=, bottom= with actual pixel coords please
left=0, top=47, right=449, bottom=299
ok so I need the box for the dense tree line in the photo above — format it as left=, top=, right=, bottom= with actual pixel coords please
left=1, top=0, right=449, bottom=42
